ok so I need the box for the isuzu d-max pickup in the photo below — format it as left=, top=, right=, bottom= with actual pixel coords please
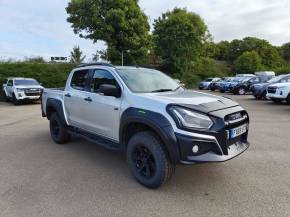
left=41, top=63, right=250, bottom=188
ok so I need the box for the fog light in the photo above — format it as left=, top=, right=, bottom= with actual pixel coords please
left=18, top=93, right=22, bottom=97
left=192, top=145, right=199, bottom=153
left=280, top=91, right=283, bottom=95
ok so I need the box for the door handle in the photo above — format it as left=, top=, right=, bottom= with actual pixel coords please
left=65, top=93, right=71, bottom=97
left=84, top=97, right=92, bottom=102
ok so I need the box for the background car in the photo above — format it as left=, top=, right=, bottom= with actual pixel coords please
left=252, top=74, right=290, bottom=100
left=2, top=77, right=43, bottom=105
left=219, top=77, right=241, bottom=93
left=210, top=77, right=232, bottom=91
left=199, top=77, right=220, bottom=90
left=231, top=72, right=275, bottom=95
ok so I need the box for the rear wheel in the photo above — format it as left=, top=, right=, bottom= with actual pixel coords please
left=126, top=131, right=174, bottom=189
left=49, top=113, right=70, bottom=144
left=2, top=91, right=9, bottom=102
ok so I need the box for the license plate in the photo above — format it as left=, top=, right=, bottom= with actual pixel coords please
left=229, top=124, right=247, bottom=139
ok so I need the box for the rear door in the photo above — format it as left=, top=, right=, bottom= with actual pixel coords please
left=64, top=69, right=91, bottom=129
left=6, top=79, right=13, bottom=97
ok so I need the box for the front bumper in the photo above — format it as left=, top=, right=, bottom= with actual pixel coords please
left=266, top=93, right=286, bottom=99
left=15, top=90, right=42, bottom=100
left=176, top=133, right=249, bottom=163
left=173, top=106, right=250, bottom=164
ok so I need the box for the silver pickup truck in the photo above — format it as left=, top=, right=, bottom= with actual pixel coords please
left=41, top=63, right=250, bottom=188
left=3, top=77, right=43, bottom=105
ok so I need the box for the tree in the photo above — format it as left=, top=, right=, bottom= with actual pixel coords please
left=153, top=8, right=208, bottom=78
left=281, top=42, right=290, bottom=61
left=92, top=51, right=100, bottom=62
left=70, top=46, right=86, bottom=64
left=24, top=56, right=45, bottom=63
left=234, top=51, right=262, bottom=73
left=66, top=0, right=151, bottom=65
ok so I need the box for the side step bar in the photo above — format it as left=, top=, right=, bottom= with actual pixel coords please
left=68, top=126, right=121, bottom=151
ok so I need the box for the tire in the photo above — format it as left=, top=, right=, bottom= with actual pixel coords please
left=261, top=90, right=268, bottom=100
left=2, top=91, right=9, bottom=102
left=237, top=87, right=246, bottom=95
left=271, top=98, right=282, bottom=104
left=210, top=87, right=215, bottom=91
left=126, top=131, right=174, bottom=189
left=220, top=90, right=225, bottom=93
left=12, top=93, right=19, bottom=105
left=286, top=94, right=290, bottom=105
left=49, top=113, right=70, bottom=144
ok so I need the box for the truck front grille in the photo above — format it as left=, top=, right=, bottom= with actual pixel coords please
left=267, top=86, right=277, bottom=94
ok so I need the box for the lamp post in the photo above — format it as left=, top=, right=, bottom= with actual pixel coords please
left=121, top=50, right=130, bottom=66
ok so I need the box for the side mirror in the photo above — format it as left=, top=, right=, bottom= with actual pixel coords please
left=99, top=84, right=121, bottom=98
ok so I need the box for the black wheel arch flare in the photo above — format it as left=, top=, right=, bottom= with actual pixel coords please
left=46, top=98, right=66, bottom=124
left=119, top=107, right=181, bottom=164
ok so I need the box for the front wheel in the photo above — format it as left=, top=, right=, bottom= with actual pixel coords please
left=237, top=87, right=246, bottom=95
left=49, top=113, right=70, bottom=144
left=12, top=93, right=19, bottom=105
left=271, top=98, right=282, bottom=104
left=126, top=131, right=174, bottom=189
left=286, top=94, right=290, bottom=105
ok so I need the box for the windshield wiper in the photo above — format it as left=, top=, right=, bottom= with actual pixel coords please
left=151, top=89, right=173, bottom=93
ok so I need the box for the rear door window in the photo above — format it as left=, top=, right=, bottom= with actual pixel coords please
left=70, top=70, right=90, bottom=91
left=7, top=80, right=13, bottom=86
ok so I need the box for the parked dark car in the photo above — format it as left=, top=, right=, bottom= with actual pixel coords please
left=199, top=77, right=220, bottom=90
left=251, top=74, right=290, bottom=99
left=231, top=76, right=272, bottom=95
left=219, top=77, right=241, bottom=93
left=210, top=77, right=230, bottom=91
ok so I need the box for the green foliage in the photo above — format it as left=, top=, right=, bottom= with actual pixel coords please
left=183, top=57, right=230, bottom=88
left=70, top=46, right=86, bottom=64
left=281, top=42, right=290, bottom=61
left=66, top=0, right=151, bottom=65
left=219, top=37, right=283, bottom=68
left=153, top=8, right=208, bottom=78
left=0, top=63, right=75, bottom=92
left=234, top=51, right=262, bottom=73
left=24, top=56, right=46, bottom=63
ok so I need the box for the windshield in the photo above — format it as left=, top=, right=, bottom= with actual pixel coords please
left=116, top=68, right=179, bottom=93
left=205, top=78, right=213, bottom=82
left=233, top=77, right=246, bottom=82
left=267, top=75, right=285, bottom=83
left=14, top=79, right=39, bottom=86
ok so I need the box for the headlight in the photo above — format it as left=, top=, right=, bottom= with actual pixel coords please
left=16, top=88, right=25, bottom=92
left=168, top=106, right=213, bottom=130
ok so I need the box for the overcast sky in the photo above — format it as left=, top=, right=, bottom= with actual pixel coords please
left=1, top=0, right=290, bottom=61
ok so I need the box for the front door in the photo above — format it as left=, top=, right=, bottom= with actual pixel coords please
left=84, top=69, right=122, bottom=141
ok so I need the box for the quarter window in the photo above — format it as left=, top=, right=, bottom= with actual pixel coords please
left=90, top=69, right=119, bottom=93
left=71, top=70, right=89, bottom=91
